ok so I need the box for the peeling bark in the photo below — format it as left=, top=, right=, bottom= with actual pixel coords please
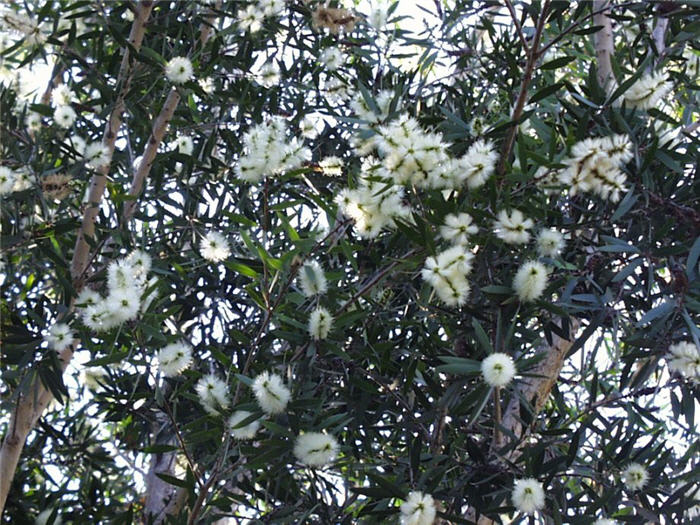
left=593, top=0, right=614, bottom=90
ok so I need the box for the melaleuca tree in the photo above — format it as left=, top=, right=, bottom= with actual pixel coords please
left=0, top=1, right=698, bottom=524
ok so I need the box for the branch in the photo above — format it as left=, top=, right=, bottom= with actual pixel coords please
left=70, top=1, right=155, bottom=286
left=0, top=3, right=155, bottom=516
left=497, top=0, right=552, bottom=176
left=504, top=0, right=530, bottom=54
left=593, top=0, right=614, bottom=90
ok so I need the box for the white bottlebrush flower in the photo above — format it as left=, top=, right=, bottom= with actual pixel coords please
left=175, top=135, right=194, bottom=155
left=624, top=71, right=672, bottom=110
left=512, top=478, right=545, bottom=514
left=165, top=56, right=194, bottom=84
left=228, top=410, right=261, bottom=440
left=513, top=260, right=548, bottom=303
left=0, top=166, right=16, bottom=195
left=439, top=212, right=478, bottom=246
left=105, top=287, right=142, bottom=323
left=593, top=519, right=617, bottom=525
left=299, top=115, right=319, bottom=139
left=622, top=462, right=649, bottom=491
left=320, top=46, right=343, bottom=71
left=459, top=139, right=498, bottom=189
left=400, top=491, right=437, bottom=525
left=200, top=230, right=231, bottom=263
left=667, top=341, right=700, bottom=382
left=308, top=306, right=333, bottom=340
left=12, top=168, right=33, bottom=192
left=196, top=374, right=230, bottom=415
left=298, top=260, right=327, bottom=297
left=260, top=0, right=285, bottom=17
left=84, top=141, right=111, bottom=169
left=259, top=61, right=280, bottom=88
left=54, top=105, right=76, bottom=128
left=252, top=371, right=291, bottom=415
left=493, top=210, right=533, bottom=244
left=421, top=246, right=474, bottom=307
left=125, top=249, right=152, bottom=280
left=367, top=3, right=389, bottom=31
left=157, top=341, right=192, bottom=377
left=319, top=156, right=343, bottom=176
left=293, top=432, right=339, bottom=467
left=238, top=4, right=264, bottom=33
left=44, top=323, right=74, bottom=352
left=481, top=353, right=516, bottom=387
left=536, top=229, right=565, bottom=257
left=82, top=300, right=120, bottom=332
left=25, top=111, right=41, bottom=131
left=75, top=288, right=101, bottom=308
left=51, top=84, right=73, bottom=106
left=107, top=259, right=136, bottom=291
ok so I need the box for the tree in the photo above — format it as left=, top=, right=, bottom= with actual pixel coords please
left=0, top=0, right=698, bottom=523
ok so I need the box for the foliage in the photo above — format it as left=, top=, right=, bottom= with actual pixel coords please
left=0, top=1, right=698, bottom=524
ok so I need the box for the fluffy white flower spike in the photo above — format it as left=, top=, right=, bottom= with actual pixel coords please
left=54, top=105, right=76, bottom=128
left=165, top=56, right=193, bottom=84
left=512, top=478, right=545, bottom=514
left=45, top=323, right=74, bottom=352
left=624, top=71, right=672, bottom=110
left=481, top=353, right=516, bottom=387
left=494, top=210, right=533, bottom=244
left=439, top=212, right=478, bottom=246
left=513, top=261, right=548, bottom=302
left=622, top=462, right=649, bottom=491
left=293, top=432, right=339, bottom=467
left=667, top=341, right=700, bottom=382
left=421, top=245, right=474, bottom=307
left=228, top=410, right=261, bottom=440
left=536, top=229, right=565, bottom=257
left=298, top=260, right=327, bottom=297
left=308, top=306, right=333, bottom=340
left=200, top=230, right=231, bottom=263
left=593, top=519, right=618, bottom=525
left=196, top=374, right=230, bottom=415
left=320, top=46, right=343, bottom=71
left=252, top=371, right=291, bottom=415
left=400, top=491, right=437, bottom=525
left=157, top=341, right=193, bottom=377
left=84, top=141, right=111, bottom=169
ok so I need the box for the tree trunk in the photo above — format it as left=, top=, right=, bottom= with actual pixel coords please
left=593, top=0, right=614, bottom=91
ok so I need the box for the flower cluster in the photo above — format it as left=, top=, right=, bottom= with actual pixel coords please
left=165, top=56, right=193, bottom=84
left=399, top=491, right=437, bottom=525
left=421, top=245, right=474, bottom=306
left=666, top=341, right=700, bottom=382
left=157, top=341, right=193, bottom=377
left=335, top=168, right=411, bottom=238
left=238, top=0, right=285, bottom=33
left=298, top=260, right=328, bottom=297
left=0, top=166, right=33, bottom=195
left=234, top=118, right=311, bottom=183
left=44, top=322, right=74, bottom=353
left=512, top=478, right=545, bottom=514
left=350, top=90, right=393, bottom=124
left=536, top=228, right=565, bottom=257
left=513, top=260, right=548, bottom=303
left=195, top=374, right=230, bottom=415
left=481, top=353, right=516, bottom=387
left=559, top=135, right=633, bottom=202
left=228, top=410, right=261, bottom=440
left=308, top=306, right=333, bottom=340
left=624, top=71, right=672, bottom=110
left=293, top=432, right=339, bottom=467
left=493, top=209, right=533, bottom=244
left=78, top=249, right=153, bottom=332
left=252, top=371, right=291, bottom=415
left=621, top=462, right=649, bottom=491
left=439, top=212, right=478, bottom=246
left=200, top=230, right=231, bottom=263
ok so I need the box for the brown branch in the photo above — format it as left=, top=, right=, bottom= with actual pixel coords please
left=504, top=0, right=530, bottom=54
left=70, top=1, right=154, bottom=286
left=497, top=0, right=551, bottom=176
left=0, top=3, right=155, bottom=516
